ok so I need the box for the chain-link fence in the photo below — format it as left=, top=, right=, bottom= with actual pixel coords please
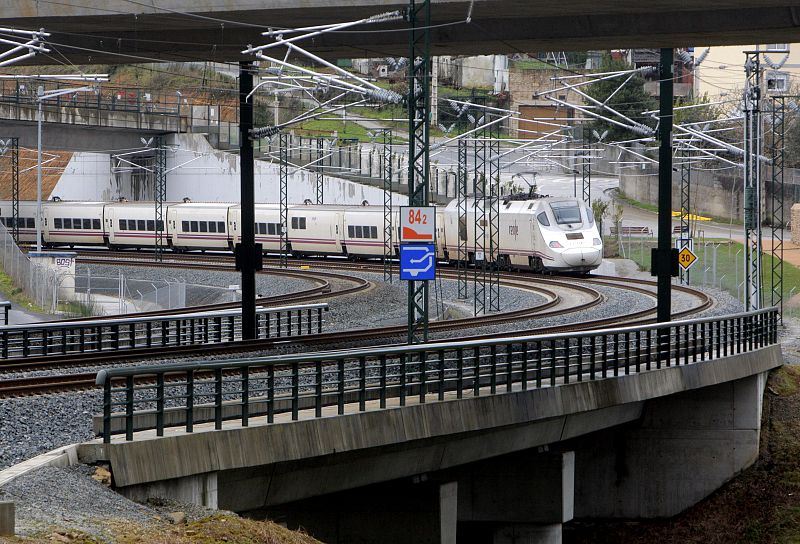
left=74, top=271, right=187, bottom=314
left=0, top=222, right=63, bottom=314
left=616, top=231, right=795, bottom=310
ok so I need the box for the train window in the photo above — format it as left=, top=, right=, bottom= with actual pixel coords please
left=370, top=226, right=378, bottom=238
left=550, top=202, right=582, bottom=225
left=0, top=218, right=5, bottom=226
left=147, top=220, right=155, bottom=231
left=355, top=226, right=363, bottom=238
left=291, top=217, right=298, bottom=229
left=190, top=221, right=198, bottom=232
left=27, top=218, right=35, bottom=228
left=267, top=223, right=276, bottom=235
left=585, top=207, right=595, bottom=226
left=83, top=219, right=92, bottom=229
left=459, top=216, right=467, bottom=241
left=137, top=220, right=145, bottom=230
left=528, top=203, right=534, bottom=210
left=299, top=217, right=307, bottom=229
left=64, top=218, right=73, bottom=229
left=182, top=221, right=189, bottom=231
left=348, top=225, right=354, bottom=238
left=217, top=221, right=225, bottom=232
left=199, top=221, right=207, bottom=233
left=157, top=220, right=164, bottom=231
left=118, top=219, right=126, bottom=230
left=209, top=221, right=217, bottom=233
left=93, top=219, right=101, bottom=230
left=54, top=218, right=62, bottom=229
left=73, top=218, right=83, bottom=229
left=536, top=212, right=550, bottom=227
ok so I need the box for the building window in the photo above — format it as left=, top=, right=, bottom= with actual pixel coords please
left=766, top=71, right=789, bottom=92
left=766, top=44, right=789, bottom=52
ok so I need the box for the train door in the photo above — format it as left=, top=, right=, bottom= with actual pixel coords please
left=435, top=208, right=446, bottom=259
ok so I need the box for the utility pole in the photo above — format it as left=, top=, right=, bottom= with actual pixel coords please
left=743, top=51, right=763, bottom=312
left=36, top=86, right=43, bottom=252
left=239, top=61, right=257, bottom=340
left=406, top=0, right=431, bottom=343
left=654, top=48, right=676, bottom=324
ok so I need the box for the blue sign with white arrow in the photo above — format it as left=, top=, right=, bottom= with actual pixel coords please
left=399, top=243, right=436, bottom=281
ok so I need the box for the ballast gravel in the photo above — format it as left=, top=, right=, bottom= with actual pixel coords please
left=0, top=258, right=781, bottom=471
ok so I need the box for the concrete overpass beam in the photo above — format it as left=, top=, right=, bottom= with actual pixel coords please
left=574, top=372, right=768, bottom=518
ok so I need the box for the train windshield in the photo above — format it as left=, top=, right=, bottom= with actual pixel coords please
left=549, top=201, right=583, bottom=225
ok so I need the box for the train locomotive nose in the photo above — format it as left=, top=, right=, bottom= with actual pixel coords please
left=561, top=248, right=602, bottom=267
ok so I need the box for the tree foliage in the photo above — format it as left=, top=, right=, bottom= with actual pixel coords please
left=591, top=198, right=610, bottom=236
left=583, top=55, right=657, bottom=143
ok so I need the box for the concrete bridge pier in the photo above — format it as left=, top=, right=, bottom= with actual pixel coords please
left=253, top=450, right=574, bottom=544
left=254, top=477, right=458, bottom=544
left=573, top=372, right=767, bottom=519
left=456, top=451, right=574, bottom=544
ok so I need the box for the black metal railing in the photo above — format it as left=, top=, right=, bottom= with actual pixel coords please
left=0, top=303, right=327, bottom=360
left=0, top=301, right=9, bottom=325
left=95, top=308, right=779, bottom=443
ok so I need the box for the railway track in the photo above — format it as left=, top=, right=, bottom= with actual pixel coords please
left=1, top=251, right=713, bottom=397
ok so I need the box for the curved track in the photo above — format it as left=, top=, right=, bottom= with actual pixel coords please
left=1, top=252, right=713, bottom=397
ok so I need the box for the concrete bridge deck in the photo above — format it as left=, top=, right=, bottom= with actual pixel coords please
left=76, top=309, right=783, bottom=543
left=3, top=2, right=800, bottom=63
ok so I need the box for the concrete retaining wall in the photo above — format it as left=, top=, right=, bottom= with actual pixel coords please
left=50, top=133, right=409, bottom=206
left=620, top=164, right=800, bottom=223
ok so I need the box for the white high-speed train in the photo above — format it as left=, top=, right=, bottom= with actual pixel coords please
left=0, top=196, right=603, bottom=273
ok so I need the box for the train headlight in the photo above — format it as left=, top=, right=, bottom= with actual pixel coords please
left=548, top=241, right=563, bottom=249
left=593, top=238, right=602, bottom=246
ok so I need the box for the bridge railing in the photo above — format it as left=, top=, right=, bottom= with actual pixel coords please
left=95, top=308, right=779, bottom=443
left=0, top=302, right=327, bottom=360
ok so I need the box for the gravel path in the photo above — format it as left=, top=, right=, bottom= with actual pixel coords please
left=0, top=464, right=218, bottom=541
